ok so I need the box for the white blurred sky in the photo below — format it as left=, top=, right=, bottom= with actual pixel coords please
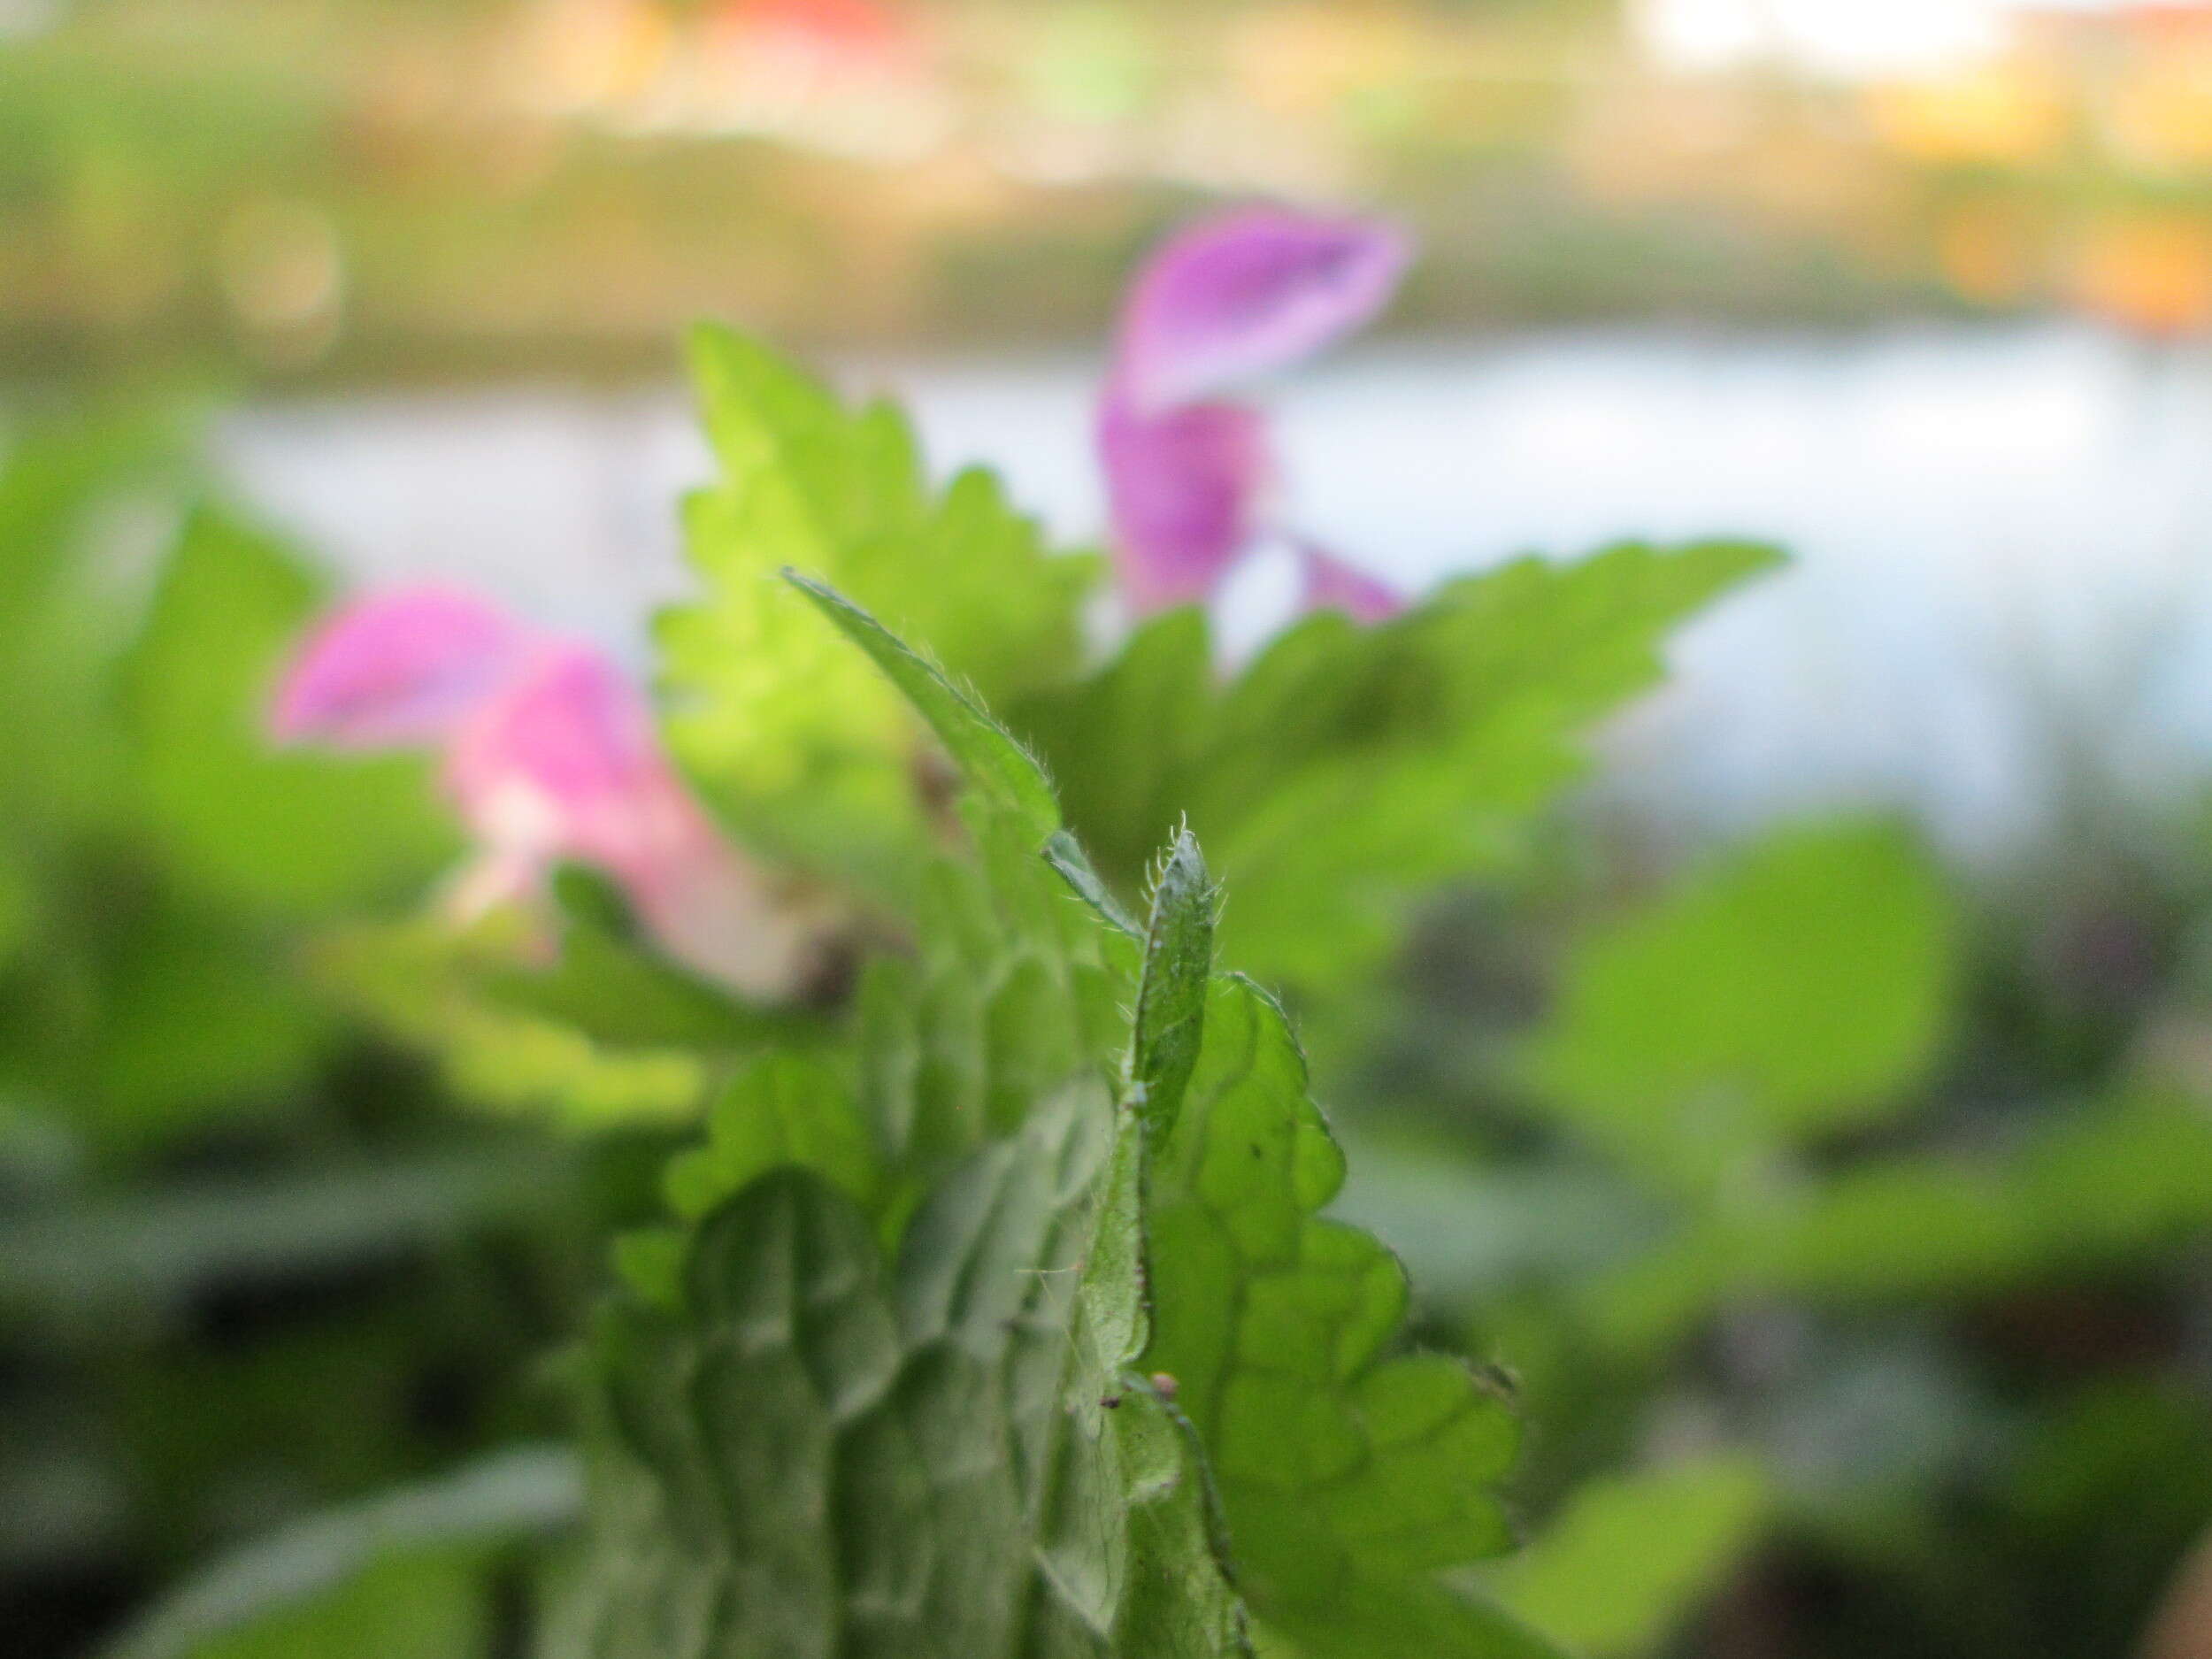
left=1634, top=0, right=2127, bottom=78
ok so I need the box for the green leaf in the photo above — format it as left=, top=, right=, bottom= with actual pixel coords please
left=484, top=879, right=822, bottom=1055
left=0, top=1148, right=577, bottom=1327
left=0, top=841, right=35, bottom=973
left=119, top=503, right=457, bottom=916
left=85, top=893, right=327, bottom=1141
left=1482, top=1457, right=1770, bottom=1656
left=1014, top=541, right=1778, bottom=998
left=1141, top=974, right=1555, bottom=1659
left=1577, top=1092, right=2212, bottom=1354
left=317, top=917, right=711, bottom=1128
left=656, top=326, right=1094, bottom=899
left=98, top=1447, right=580, bottom=1659
left=847, top=818, right=1126, bottom=1174
left=557, top=582, right=1550, bottom=1659
left=320, top=865, right=812, bottom=1130
left=181, top=1554, right=489, bottom=1659
left=0, top=405, right=190, bottom=829
left=1018, top=607, right=1214, bottom=886
left=786, top=569, right=1061, bottom=846
left=1332, top=1132, right=1665, bottom=1310
left=553, top=1115, right=1249, bottom=1658
left=661, top=1053, right=884, bottom=1225
left=1129, top=831, right=1216, bottom=1140
left=1523, top=820, right=1960, bottom=1192
left=1044, top=830, right=1144, bottom=941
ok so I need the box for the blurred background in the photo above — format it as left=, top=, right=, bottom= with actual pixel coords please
left=20, top=0, right=2212, bottom=847
left=27, top=0, right=2212, bottom=365
left=12, top=4, right=2212, bottom=1658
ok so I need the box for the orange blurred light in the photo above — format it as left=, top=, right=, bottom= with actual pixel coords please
left=2071, top=213, right=2212, bottom=337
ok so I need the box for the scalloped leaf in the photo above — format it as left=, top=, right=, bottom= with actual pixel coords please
left=553, top=580, right=1553, bottom=1659
left=1141, top=973, right=1555, bottom=1659
left=656, top=327, right=1095, bottom=900
left=1012, top=541, right=1780, bottom=996
left=551, top=1087, right=1250, bottom=1657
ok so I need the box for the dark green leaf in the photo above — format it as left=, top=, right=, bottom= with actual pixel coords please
left=0, top=1148, right=578, bottom=1327
left=1578, top=1091, right=2212, bottom=1354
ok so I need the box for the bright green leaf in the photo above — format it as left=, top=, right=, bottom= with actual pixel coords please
left=786, top=569, right=1061, bottom=846
left=1014, top=542, right=1778, bottom=999
left=119, top=504, right=457, bottom=916
left=316, top=918, right=710, bottom=1128
left=1524, top=820, right=1959, bottom=1190
left=657, top=326, right=1094, bottom=901
left=661, top=1053, right=882, bottom=1224
left=1484, top=1457, right=1770, bottom=1656
left=1142, top=974, right=1555, bottom=1658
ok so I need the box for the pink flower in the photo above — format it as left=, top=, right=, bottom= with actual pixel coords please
left=1095, top=399, right=1269, bottom=614
left=273, top=587, right=804, bottom=997
left=1099, top=206, right=1411, bottom=620
left=271, top=588, right=537, bottom=749
left=1296, top=542, right=1403, bottom=626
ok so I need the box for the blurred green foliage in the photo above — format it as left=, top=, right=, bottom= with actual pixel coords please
left=1341, top=813, right=2212, bottom=1655
left=0, top=409, right=664, bottom=1659
left=1522, top=823, right=1960, bottom=1180
left=1481, top=1456, right=1770, bottom=1656
left=1013, top=541, right=1778, bottom=998
left=660, top=324, right=1098, bottom=901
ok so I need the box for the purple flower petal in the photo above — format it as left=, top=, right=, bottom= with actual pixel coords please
left=1114, top=206, right=1411, bottom=413
left=270, top=586, right=541, bottom=749
left=1298, top=544, right=1404, bottom=625
left=280, top=589, right=803, bottom=993
left=438, top=643, right=787, bottom=976
left=1100, top=396, right=1271, bottom=613
left=441, top=643, right=671, bottom=876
